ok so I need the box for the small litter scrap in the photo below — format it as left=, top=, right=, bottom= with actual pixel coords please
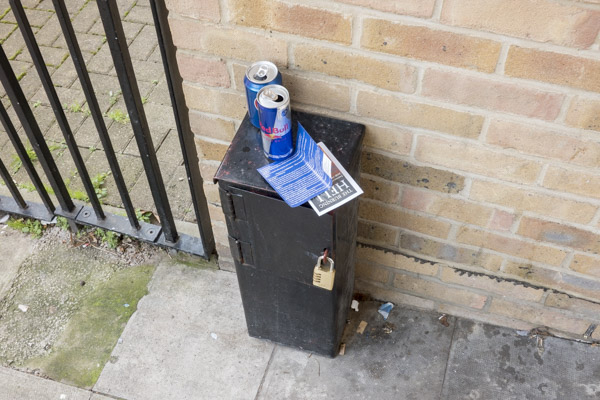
left=438, top=314, right=450, bottom=327
left=584, top=324, right=597, bottom=339
left=383, top=322, right=394, bottom=334
left=357, top=320, right=368, bottom=334
left=339, top=343, right=346, bottom=356
left=378, top=302, right=394, bottom=320
left=351, top=300, right=359, bottom=312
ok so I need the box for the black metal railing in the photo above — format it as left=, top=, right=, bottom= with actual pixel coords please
left=0, top=0, right=215, bottom=258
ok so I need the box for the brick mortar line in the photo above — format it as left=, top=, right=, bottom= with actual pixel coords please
left=446, top=224, right=459, bottom=241
left=350, top=11, right=362, bottom=48
left=553, top=0, right=600, bottom=11
left=408, top=129, right=419, bottom=158
left=175, top=32, right=600, bottom=102
left=494, top=43, right=510, bottom=75
left=354, top=278, right=437, bottom=311
left=590, top=208, right=600, bottom=226
left=362, top=146, right=600, bottom=208
left=194, top=135, right=233, bottom=146
left=561, top=252, right=575, bottom=270
left=232, top=0, right=600, bottom=58
left=345, top=80, right=592, bottom=132
left=460, top=177, right=473, bottom=198
left=218, top=0, right=229, bottom=23
left=555, top=94, right=575, bottom=123
left=360, top=274, right=490, bottom=312
left=388, top=210, right=600, bottom=265
left=510, top=214, right=523, bottom=234
left=287, top=40, right=296, bottom=67
left=357, top=242, right=600, bottom=309
left=414, top=67, right=425, bottom=96
left=178, top=7, right=600, bottom=60
left=357, top=211, right=597, bottom=276
left=359, top=255, right=597, bottom=320
left=477, top=116, right=491, bottom=142
left=593, top=29, right=600, bottom=50
left=293, top=98, right=600, bottom=153
left=189, top=108, right=241, bottom=124
left=168, top=11, right=600, bottom=67
left=432, top=0, right=444, bottom=21
left=535, top=164, right=550, bottom=186
left=349, top=86, right=358, bottom=114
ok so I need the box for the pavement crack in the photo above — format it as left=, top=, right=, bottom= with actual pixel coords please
left=254, top=345, right=277, bottom=400
left=438, top=318, right=458, bottom=400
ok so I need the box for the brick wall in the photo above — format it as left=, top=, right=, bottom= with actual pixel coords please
left=167, top=0, right=600, bottom=339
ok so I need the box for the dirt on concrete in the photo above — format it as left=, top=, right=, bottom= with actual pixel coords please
left=0, top=222, right=165, bottom=388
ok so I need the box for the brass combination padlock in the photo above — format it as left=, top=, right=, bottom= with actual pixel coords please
left=313, top=256, right=335, bottom=290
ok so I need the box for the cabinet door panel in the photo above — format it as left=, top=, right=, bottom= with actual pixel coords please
left=230, top=186, right=333, bottom=285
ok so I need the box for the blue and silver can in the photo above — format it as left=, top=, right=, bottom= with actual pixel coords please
left=244, top=61, right=282, bottom=128
left=256, top=84, right=293, bottom=160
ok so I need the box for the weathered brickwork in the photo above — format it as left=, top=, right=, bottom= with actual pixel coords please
left=168, top=0, right=600, bottom=338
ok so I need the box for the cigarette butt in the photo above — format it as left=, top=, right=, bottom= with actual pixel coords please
left=357, top=320, right=368, bottom=334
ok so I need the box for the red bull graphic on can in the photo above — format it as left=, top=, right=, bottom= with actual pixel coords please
left=243, top=61, right=282, bottom=129
left=257, top=84, right=293, bottom=160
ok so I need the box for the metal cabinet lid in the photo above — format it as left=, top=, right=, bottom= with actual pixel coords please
left=214, top=110, right=365, bottom=198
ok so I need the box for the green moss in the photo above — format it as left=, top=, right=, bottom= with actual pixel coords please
left=169, top=252, right=218, bottom=270
left=106, top=109, right=129, bottom=124
left=26, top=264, right=156, bottom=388
left=7, top=217, right=44, bottom=238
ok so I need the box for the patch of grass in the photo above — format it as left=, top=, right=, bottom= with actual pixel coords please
left=108, top=90, right=121, bottom=106
left=70, top=189, right=88, bottom=202
left=141, top=96, right=148, bottom=104
left=135, top=209, right=152, bottom=223
left=67, top=102, right=82, bottom=113
left=8, top=48, right=22, bottom=61
left=7, top=217, right=44, bottom=238
left=0, top=7, right=11, bottom=20
left=10, top=145, right=37, bottom=173
left=48, top=142, right=66, bottom=153
left=63, top=102, right=90, bottom=116
left=25, top=264, right=156, bottom=388
left=89, top=145, right=97, bottom=153
left=18, top=182, right=36, bottom=192
left=151, top=79, right=159, bottom=85
left=56, top=216, right=70, bottom=231
left=106, top=109, right=129, bottom=124
left=94, top=228, right=120, bottom=249
left=16, top=71, right=26, bottom=81
left=33, top=101, right=41, bottom=108
left=92, top=172, right=110, bottom=201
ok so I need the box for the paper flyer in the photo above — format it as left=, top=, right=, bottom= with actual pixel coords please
left=257, top=123, right=332, bottom=208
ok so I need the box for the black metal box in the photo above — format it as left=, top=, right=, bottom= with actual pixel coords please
left=214, top=111, right=364, bottom=357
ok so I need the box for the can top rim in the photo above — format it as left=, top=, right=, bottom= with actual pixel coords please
left=246, top=61, right=279, bottom=84
left=257, top=84, right=290, bottom=109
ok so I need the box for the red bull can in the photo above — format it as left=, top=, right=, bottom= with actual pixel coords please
left=244, top=61, right=282, bottom=128
left=256, top=84, right=293, bottom=160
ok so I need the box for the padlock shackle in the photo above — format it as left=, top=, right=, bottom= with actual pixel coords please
left=317, top=255, right=335, bottom=272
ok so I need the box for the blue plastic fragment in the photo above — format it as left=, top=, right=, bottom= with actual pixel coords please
left=378, top=302, right=394, bottom=320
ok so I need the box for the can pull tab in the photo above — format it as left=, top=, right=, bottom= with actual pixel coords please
left=263, top=89, right=284, bottom=102
left=254, top=65, right=269, bottom=81
left=313, top=252, right=335, bottom=291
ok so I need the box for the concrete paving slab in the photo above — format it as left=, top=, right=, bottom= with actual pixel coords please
left=442, top=319, right=600, bottom=399
left=0, top=367, right=95, bottom=400
left=0, top=228, right=35, bottom=300
left=257, top=302, right=454, bottom=400
left=94, top=262, right=275, bottom=400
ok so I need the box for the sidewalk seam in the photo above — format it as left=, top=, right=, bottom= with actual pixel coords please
left=438, top=318, right=458, bottom=400
left=254, top=345, right=277, bottom=400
